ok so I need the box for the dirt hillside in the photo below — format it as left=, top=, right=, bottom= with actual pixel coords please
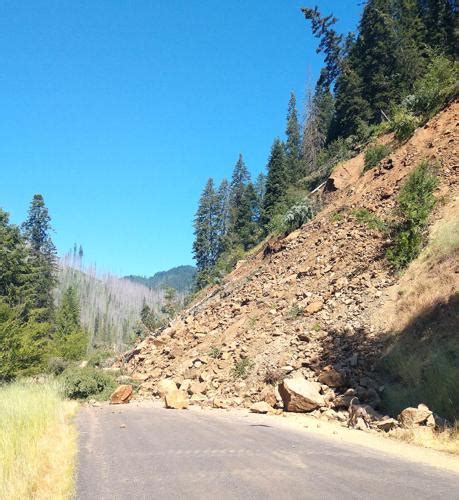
left=117, top=102, right=458, bottom=426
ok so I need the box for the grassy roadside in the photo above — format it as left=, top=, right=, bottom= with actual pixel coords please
left=0, top=379, right=78, bottom=500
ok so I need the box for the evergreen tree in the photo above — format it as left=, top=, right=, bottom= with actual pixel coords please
left=301, top=85, right=336, bottom=161
left=354, top=0, right=402, bottom=122
left=285, top=92, right=302, bottom=181
left=192, top=179, right=220, bottom=285
left=262, top=139, right=287, bottom=226
left=215, top=178, right=231, bottom=256
left=331, top=55, right=371, bottom=138
left=419, top=0, right=456, bottom=56
left=229, top=154, right=251, bottom=229
left=301, top=7, right=343, bottom=90
left=161, top=286, right=179, bottom=319
left=140, top=301, right=159, bottom=331
left=254, top=173, right=267, bottom=222
left=0, top=210, right=33, bottom=306
left=51, top=286, right=87, bottom=360
left=0, top=302, right=49, bottom=380
left=234, top=183, right=261, bottom=250
left=22, top=194, right=57, bottom=319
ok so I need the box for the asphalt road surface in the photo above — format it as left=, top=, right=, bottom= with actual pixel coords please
left=76, top=403, right=459, bottom=500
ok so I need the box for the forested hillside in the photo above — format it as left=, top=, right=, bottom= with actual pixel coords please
left=58, top=253, right=165, bottom=349
left=192, top=0, right=457, bottom=288
left=124, top=265, right=196, bottom=294
left=0, top=195, right=180, bottom=381
left=0, top=195, right=87, bottom=380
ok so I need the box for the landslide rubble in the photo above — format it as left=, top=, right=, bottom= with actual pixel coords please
left=115, top=102, right=458, bottom=430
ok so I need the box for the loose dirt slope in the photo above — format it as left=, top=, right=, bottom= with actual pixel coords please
left=118, top=102, right=458, bottom=423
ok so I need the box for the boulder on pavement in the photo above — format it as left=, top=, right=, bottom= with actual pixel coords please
left=110, top=384, right=133, bottom=404
left=250, top=401, right=274, bottom=414
left=157, top=379, right=178, bottom=397
left=278, top=377, right=325, bottom=412
left=165, top=389, right=189, bottom=409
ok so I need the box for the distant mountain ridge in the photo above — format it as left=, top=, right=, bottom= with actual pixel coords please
left=124, top=265, right=196, bottom=293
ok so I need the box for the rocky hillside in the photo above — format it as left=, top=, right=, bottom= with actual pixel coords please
left=117, top=102, right=458, bottom=429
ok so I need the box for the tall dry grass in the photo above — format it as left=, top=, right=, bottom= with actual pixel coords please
left=0, top=379, right=77, bottom=500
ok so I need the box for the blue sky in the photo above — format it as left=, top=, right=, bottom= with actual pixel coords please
left=0, top=0, right=361, bottom=276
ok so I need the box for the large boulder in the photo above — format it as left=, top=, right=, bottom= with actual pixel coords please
left=157, top=379, right=178, bottom=397
left=165, top=390, right=189, bottom=410
left=278, top=377, right=325, bottom=412
left=110, top=385, right=133, bottom=404
left=398, top=404, right=433, bottom=428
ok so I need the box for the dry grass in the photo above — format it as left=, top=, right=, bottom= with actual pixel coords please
left=391, top=424, right=459, bottom=455
left=381, top=197, right=459, bottom=331
left=0, top=379, right=78, bottom=500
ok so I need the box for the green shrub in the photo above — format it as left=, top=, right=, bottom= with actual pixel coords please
left=410, top=54, right=459, bottom=117
left=60, top=366, right=116, bottom=400
left=209, top=346, right=222, bottom=359
left=330, top=209, right=346, bottom=223
left=390, top=108, right=419, bottom=142
left=387, top=161, right=438, bottom=270
left=364, top=143, right=392, bottom=172
left=351, top=208, right=386, bottom=231
left=283, top=200, right=314, bottom=232
left=232, top=358, right=253, bottom=379
left=47, top=357, right=69, bottom=375
left=287, top=304, right=304, bottom=319
left=86, top=349, right=114, bottom=368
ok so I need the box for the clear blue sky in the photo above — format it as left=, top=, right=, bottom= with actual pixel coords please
left=0, top=0, right=361, bottom=276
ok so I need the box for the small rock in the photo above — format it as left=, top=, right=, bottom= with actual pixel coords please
left=250, top=401, right=274, bottom=414
left=376, top=417, right=399, bottom=432
left=305, top=301, right=324, bottom=315
left=212, top=398, right=228, bottom=409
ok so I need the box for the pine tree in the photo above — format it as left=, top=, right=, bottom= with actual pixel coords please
left=262, top=139, right=287, bottom=226
left=229, top=154, right=251, bottom=228
left=254, top=173, right=267, bottom=222
left=419, top=0, right=456, bottom=56
left=285, top=92, right=302, bottom=181
left=302, top=85, right=336, bottom=165
left=161, top=286, right=178, bottom=319
left=301, top=7, right=343, bottom=91
left=215, top=178, right=231, bottom=256
left=51, top=285, right=87, bottom=360
left=0, top=302, right=49, bottom=380
left=331, top=54, right=371, bottom=138
left=0, top=210, right=34, bottom=306
left=22, top=194, right=57, bottom=320
left=394, top=0, right=428, bottom=95
left=234, top=183, right=261, bottom=250
left=192, top=179, right=220, bottom=285
left=354, top=0, right=402, bottom=122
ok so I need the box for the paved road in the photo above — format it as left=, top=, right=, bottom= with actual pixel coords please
left=76, top=403, right=459, bottom=500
